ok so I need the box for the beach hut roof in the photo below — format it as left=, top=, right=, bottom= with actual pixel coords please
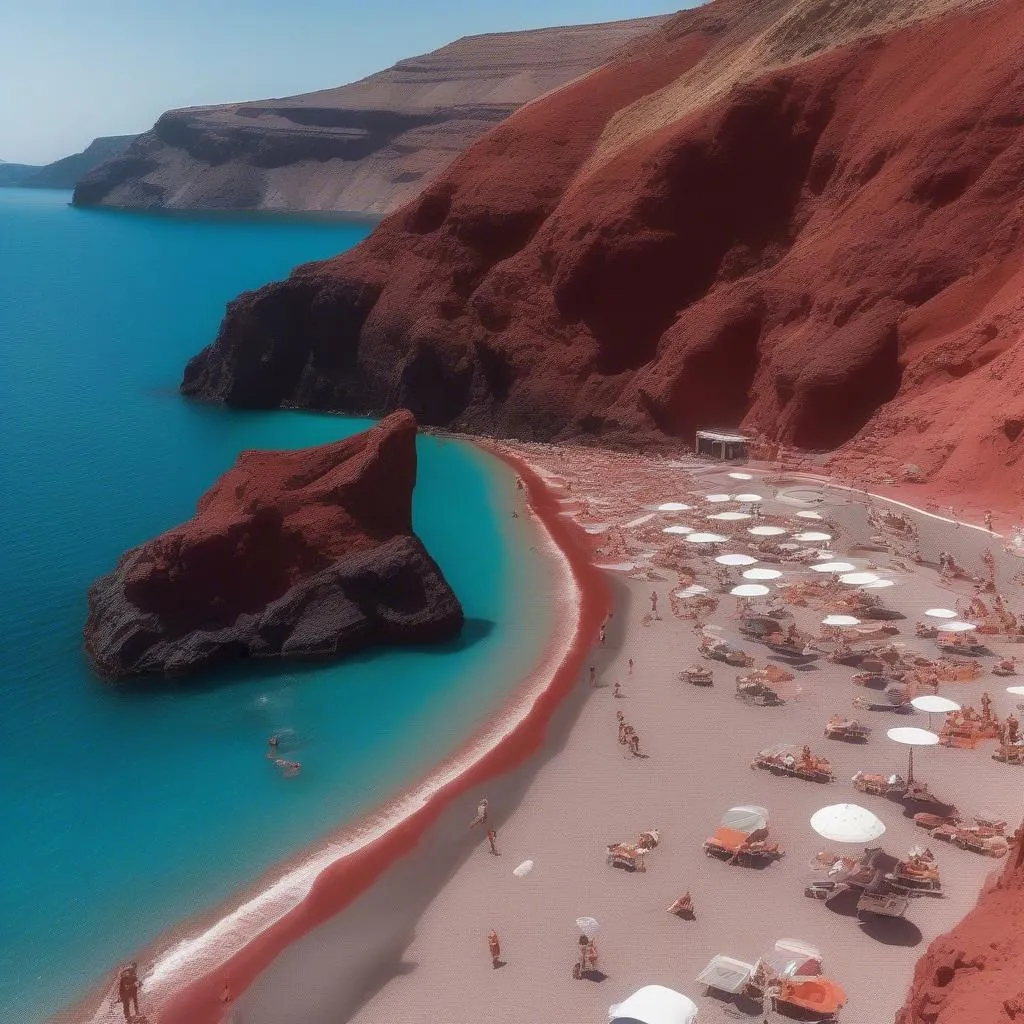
left=608, top=984, right=699, bottom=1024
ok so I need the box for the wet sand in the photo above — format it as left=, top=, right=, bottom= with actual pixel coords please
left=222, top=447, right=1024, bottom=1024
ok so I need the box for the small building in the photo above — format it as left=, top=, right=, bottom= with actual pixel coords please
left=695, top=429, right=749, bottom=461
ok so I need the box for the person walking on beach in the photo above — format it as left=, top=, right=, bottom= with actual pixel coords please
left=985, top=510, right=994, bottom=531
left=487, top=829, right=499, bottom=855
left=650, top=591, right=660, bottom=618
left=469, top=798, right=489, bottom=829
left=488, top=929, right=502, bottom=968
left=613, top=680, right=622, bottom=698
left=628, top=658, right=634, bottom=677
left=116, top=962, right=140, bottom=1021
left=589, top=666, right=597, bottom=687
left=599, top=624, right=606, bottom=644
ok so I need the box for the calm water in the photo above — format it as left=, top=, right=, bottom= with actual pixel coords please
left=0, top=189, right=553, bottom=1020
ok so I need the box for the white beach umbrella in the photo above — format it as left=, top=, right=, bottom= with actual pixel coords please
left=728, top=472, right=754, bottom=480
left=744, top=568, right=783, bottom=581
left=662, top=525, right=694, bottom=535
left=925, top=608, right=957, bottom=619
left=704, top=494, right=731, bottom=503
left=686, top=532, right=728, bottom=544
left=1006, top=685, right=1024, bottom=696
left=793, top=531, right=832, bottom=542
left=676, top=584, right=710, bottom=598
left=748, top=525, right=787, bottom=537
left=810, top=561, right=856, bottom=573
left=796, top=510, right=824, bottom=520
left=731, top=584, right=771, bottom=597
left=513, top=860, right=535, bottom=878
left=709, top=511, right=752, bottom=521
left=716, top=553, right=758, bottom=566
left=863, top=579, right=896, bottom=589
left=810, top=803, right=886, bottom=844
left=839, top=572, right=880, bottom=586
left=822, top=614, right=861, bottom=626
left=911, top=695, right=961, bottom=731
left=888, top=726, right=939, bottom=783
left=576, top=916, right=600, bottom=939
left=734, top=493, right=764, bottom=503
left=658, top=502, right=692, bottom=511
left=940, top=621, right=977, bottom=632
left=609, top=985, right=699, bottom=1024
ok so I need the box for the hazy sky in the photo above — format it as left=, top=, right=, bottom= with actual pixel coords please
left=1, top=0, right=687, bottom=165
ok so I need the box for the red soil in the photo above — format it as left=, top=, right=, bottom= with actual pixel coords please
left=897, top=825, right=1024, bottom=1024
left=184, top=0, right=1024, bottom=507
left=151, top=447, right=611, bottom=1024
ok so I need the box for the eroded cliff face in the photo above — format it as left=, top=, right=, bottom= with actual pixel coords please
left=897, top=825, right=1024, bottom=1024
left=182, top=0, right=1024, bottom=504
left=71, top=17, right=668, bottom=215
left=84, top=411, right=463, bottom=681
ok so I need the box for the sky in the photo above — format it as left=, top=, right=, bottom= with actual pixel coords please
left=0, top=0, right=688, bottom=165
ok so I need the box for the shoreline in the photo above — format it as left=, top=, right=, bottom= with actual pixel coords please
left=73, top=445, right=608, bottom=1024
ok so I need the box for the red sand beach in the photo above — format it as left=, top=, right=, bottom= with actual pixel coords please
left=76, top=447, right=609, bottom=1024
left=78, top=441, right=1024, bottom=1024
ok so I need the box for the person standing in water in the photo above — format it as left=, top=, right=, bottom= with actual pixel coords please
left=589, top=666, right=597, bottom=687
left=487, top=829, right=499, bottom=855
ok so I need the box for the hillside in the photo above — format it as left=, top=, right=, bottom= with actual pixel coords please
left=71, top=17, right=669, bottom=215
left=181, top=0, right=1024, bottom=507
left=20, top=135, right=136, bottom=189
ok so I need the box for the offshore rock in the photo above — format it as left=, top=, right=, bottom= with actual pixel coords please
left=84, top=411, right=463, bottom=681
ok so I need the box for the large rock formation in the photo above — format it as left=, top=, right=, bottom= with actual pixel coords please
left=898, top=824, right=1024, bottom=1023
left=71, top=17, right=668, bottom=216
left=84, top=411, right=463, bottom=682
left=20, top=136, right=137, bottom=190
left=182, top=0, right=1024, bottom=504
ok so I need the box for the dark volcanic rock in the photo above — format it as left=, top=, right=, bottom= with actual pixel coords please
left=182, top=0, right=1024, bottom=504
left=84, top=410, right=463, bottom=682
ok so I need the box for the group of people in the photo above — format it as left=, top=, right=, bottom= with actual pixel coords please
left=616, top=710, right=642, bottom=756
left=267, top=735, right=301, bottom=775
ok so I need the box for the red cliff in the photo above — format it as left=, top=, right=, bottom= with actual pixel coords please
left=84, top=411, right=463, bottom=681
left=897, top=824, right=1024, bottom=1023
left=182, top=0, right=1024, bottom=504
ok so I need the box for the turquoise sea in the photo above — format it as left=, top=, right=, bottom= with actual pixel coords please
left=0, top=188, right=553, bottom=1021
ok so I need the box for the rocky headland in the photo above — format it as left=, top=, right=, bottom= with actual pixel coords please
left=1, top=136, right=136, bottom=189
left=897, top=823, right=1024, bottom=1024
left=84, top=411, right=463, bottom=682
left=181, top=0, right=1024, bottom=505
left=71, top=17, right=668, bottom=216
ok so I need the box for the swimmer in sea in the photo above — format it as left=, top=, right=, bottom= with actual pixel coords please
left=267, top=735, right=279, bottom=758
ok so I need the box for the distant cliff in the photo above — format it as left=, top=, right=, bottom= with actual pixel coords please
left=20, top=136, right=136, bottom=189
left=71, top=17, right=668, bottom=215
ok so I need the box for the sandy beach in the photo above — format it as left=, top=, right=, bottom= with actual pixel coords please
left=184, top=444, right=1022, bottom=1024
